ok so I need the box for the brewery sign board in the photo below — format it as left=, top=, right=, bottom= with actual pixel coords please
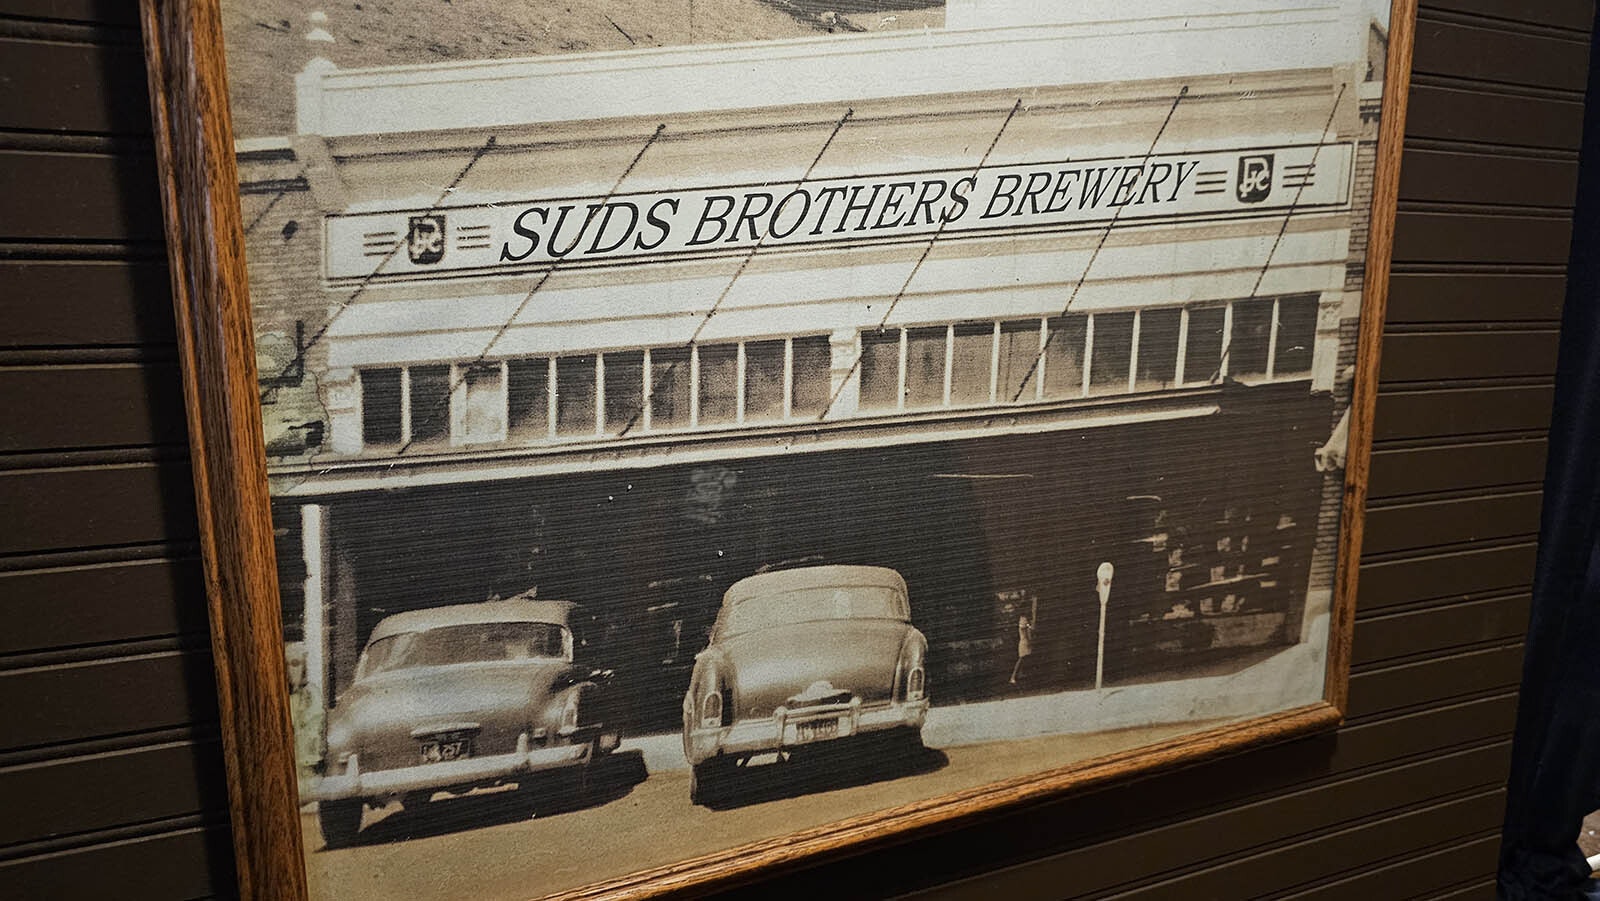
left=138, top=1, right=1412, bottom=899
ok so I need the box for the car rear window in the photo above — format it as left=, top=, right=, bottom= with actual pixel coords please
left=358, top=621, right=568, bottom=677
left=722, top=585, right=907, bottom=636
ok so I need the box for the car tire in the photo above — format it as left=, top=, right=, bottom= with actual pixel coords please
left=318, top=799, right=363, bottom=849
left=894, top=727, right=926, bottom=760
left=689, top=756, right=736, bottom=808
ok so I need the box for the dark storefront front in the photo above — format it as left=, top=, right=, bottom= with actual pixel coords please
left=277, top=380, right=1330, bottom=735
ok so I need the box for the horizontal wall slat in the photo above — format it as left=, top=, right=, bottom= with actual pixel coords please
left=0, top=260, right=174, bottom=349
left=1405, top=85, right=1584, bottom=150
left=0, top=150, right=163, bottom=242
left=0, top=2, right=140, bottom=25
left=0, top=363, right=185, bottom=452
left=0, top=463, right=197, bottom=554
left=0, top=826, right=226, bottom=901
left=1368, top=438, right=1548, bottom=497
left=1111, top=793, right=1506, bottom=901
left=1398, top=148, right=1579, bottom=209
left=1419, top=0, right=1595, bottom=32
left=1363, top=490, right=1543, bottom=555
left=1352, top=594, right=1531, bottom=666
left=0, top=36, right=149, bottom=135
left=1282, top=834, right=1503, bottom=901
left=1386, top=273, right=1567, bottom=325
left=0, top=556, right=206, bottom=656
left=1378, top=332, right=1561, bottom=382
left=1347, top=644, right=1525, bottom=720
left=1358, top=541, right=1537, bottom=612
left=1374, top=384, right=1555, bottom=441
left=0, top=738, right=222, bottom=848
left=709, top=694, right=1522, bottom=901
left=896, top=746, right=1511, bottom=901
left=1392, top=210, right=1574, bottom=265
left=0, top=651, right=215, bottom=751
left=1410, top=17, right=1591, bottom=92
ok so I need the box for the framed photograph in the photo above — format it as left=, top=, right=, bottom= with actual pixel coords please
left=140, top=0, right=1415, bottom=898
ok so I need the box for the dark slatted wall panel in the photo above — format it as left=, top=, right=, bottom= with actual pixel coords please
left=0, top=0, right=1585, bottom=898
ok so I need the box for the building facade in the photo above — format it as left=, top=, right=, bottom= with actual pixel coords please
left=239, top=1, right=1386, bottom=735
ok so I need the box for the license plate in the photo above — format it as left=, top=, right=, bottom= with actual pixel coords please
left=419, top=737, right=471, bottom=763
left=794, top=718, right=841, bottom=744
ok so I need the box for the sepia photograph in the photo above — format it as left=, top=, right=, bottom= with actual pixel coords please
left=212, top=0, right=1395, bottom=896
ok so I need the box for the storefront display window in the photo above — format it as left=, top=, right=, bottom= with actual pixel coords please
left=1089, top=311, right=1136, bottom=396
left=360, top=367, right=402, bottom=447
left=555, top=355, right=598, bottom=436
left=1182, top=306, right=1227, bottom=385
left=997, top=319, right=1041, bottom=402
left=859, top=328, right=903, bottom=412
left=507, top=357, right=551, bottom=440
left=697, top=343, right=741, bottom=426
left=744, top=340, right=787, bottom=422
left=951, top=322, right=995, bottom=406
left=790, top=336, right=833, bottom=419
left=1135, top=309, right=1181, bottom=392
left=1274, top=295, right=1319, bottom=376
left=602, top=351, right=645, bottom=435
left=647, top=347, right=692, bottom=431
left=1043, top=314, right=1088, bottom=399
left=406, top=365, right=452, bottom=447
left=455, top=362, right=507, bottom=445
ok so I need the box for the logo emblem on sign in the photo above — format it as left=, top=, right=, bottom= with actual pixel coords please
left=406, top=214, right=446, bottom=265
left=1236, top=154, right=1274, bottom=204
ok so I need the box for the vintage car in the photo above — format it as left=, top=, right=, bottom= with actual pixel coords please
left=311, top=598, right=620, bottom=847
left=681, top=565, right=929, bottom=805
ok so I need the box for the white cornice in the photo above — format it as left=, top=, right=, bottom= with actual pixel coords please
left=295, top=3, right=1369, bottom=138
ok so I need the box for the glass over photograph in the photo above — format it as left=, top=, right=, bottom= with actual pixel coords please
left=219, top=0, right=1394, bottom=897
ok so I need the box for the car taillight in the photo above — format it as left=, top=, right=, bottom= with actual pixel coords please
left=700, top=689, right=723, bottom=730
left=899, top=641, right=927, bottom=703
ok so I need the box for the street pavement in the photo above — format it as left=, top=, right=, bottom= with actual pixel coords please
left=302, top=718, right=1213, bottom=900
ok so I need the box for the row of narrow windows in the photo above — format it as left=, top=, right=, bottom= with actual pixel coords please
left=357, top=295, right=1319, bottom=451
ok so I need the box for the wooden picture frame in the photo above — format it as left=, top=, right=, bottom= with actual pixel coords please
left=139, top=2, right=1415, bottom=899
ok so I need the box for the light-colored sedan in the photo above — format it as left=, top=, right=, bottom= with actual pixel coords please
left=682, top=565, right=929, bottom=806
left=310, top=598, right=620, bottom=847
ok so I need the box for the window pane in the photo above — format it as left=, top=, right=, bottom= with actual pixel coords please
left=996, top=320, right=1040, bottom=402
left=1043, top=314, right=1087, bottom=399
left=1183, top=307, right=1225, bottom=384
left=858, top=329, right=901, bottom=412
left=603, top=351, right=644, bottom=435
left=555, top=355, right=597, bottom=436
left=459, top=364, right=505, bottom=443
left=905, top=326, right=946, bottom=409
left=1088, top=311, right=1134, bottom=396
left=1274, top=295, right=1318, bottom=376
left=698, top=343, right=739, bottom=426
left=1135, top=309, right=1180, bottom=392
left=950, top=323, right=993, bottom=405
left=408, top=365, right=451, bottom=445
left=649, top=347, right=691, bottom=430
left=791, top=336, right=833, bottom=419
left=744, top=340, right=786, bottom=422
left=507, top=358, right=549, bottom=439
left=1230, top=299, right=1274, bottom=380
left=361, top=368, right=402, bottom=446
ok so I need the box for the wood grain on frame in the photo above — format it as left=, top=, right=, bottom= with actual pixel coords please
left=138, top=1, right=310, bottom=899
left=1327, top=0, right=1417, bottom=716
left=136, top=0, right=1417, bottom=898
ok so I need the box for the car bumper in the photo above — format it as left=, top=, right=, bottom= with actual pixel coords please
left=684, top=698, right=929, bottom=765
left=306, top=732, right=603, bottom=802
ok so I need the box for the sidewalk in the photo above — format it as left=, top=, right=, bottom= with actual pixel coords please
left=622, top=614, right=1328, bottom=773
